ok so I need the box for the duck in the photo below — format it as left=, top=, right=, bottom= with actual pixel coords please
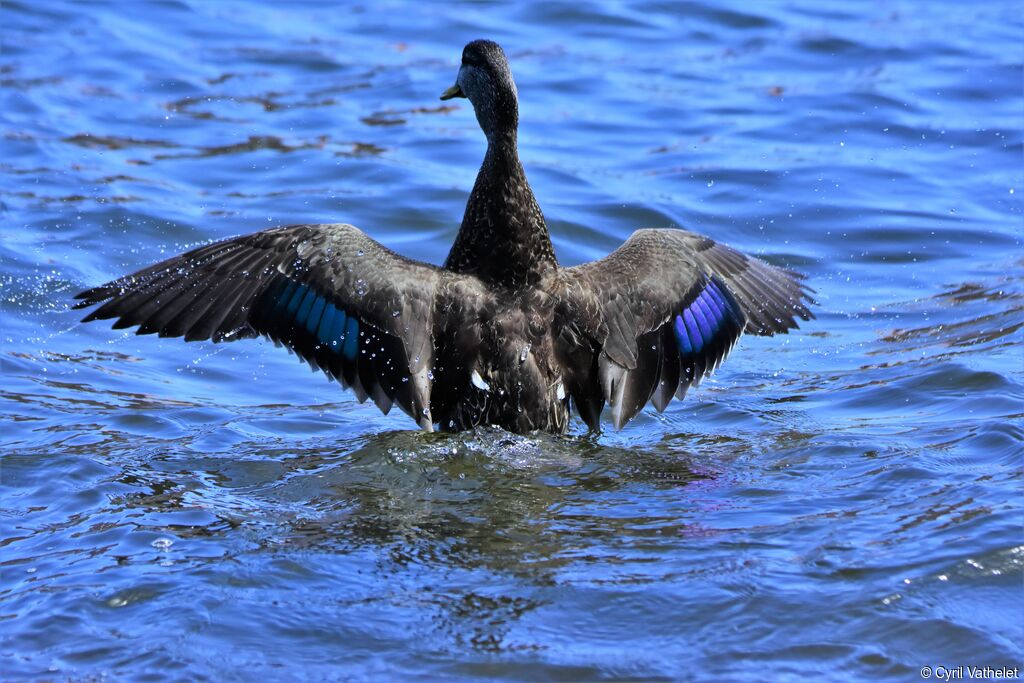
left=74, top=39, right=814, bottom=434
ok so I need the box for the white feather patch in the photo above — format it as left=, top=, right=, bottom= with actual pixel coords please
left=471, top=369, right=490, bottom=392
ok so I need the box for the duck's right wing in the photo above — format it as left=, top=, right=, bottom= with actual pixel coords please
left=554, top=228, right=814, bottom=430
left=74, top=223, right=483, bottom=430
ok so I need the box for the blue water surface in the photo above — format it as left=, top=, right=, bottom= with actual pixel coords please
left=2, top=1, right=1022, bottom=680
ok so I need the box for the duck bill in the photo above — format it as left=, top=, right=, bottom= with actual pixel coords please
left=440, top=84, right=465, bottom=100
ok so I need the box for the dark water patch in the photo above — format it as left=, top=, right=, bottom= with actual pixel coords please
left=62, top=134, right=180, bottom=151
left=0, top=74, right=64, bottom=90
left=150, top=134, right=330, bottom=160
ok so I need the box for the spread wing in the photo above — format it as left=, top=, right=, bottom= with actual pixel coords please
left=554, top=228, right=814, bottom=429
left=73, top=223, right=471, bottom=430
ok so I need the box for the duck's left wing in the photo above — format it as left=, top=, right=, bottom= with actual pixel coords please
left=554, top=228, right=813, bottom=430
left=74, top=223, right=458, bottom=429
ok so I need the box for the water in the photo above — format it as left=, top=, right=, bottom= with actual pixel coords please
left=2, top=1, right=1022, bottom=680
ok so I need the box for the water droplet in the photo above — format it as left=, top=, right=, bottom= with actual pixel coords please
left=707, top=179, right=714, bottom=187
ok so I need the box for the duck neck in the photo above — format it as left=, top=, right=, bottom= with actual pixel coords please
left=444, top=133, right=558, bottom=289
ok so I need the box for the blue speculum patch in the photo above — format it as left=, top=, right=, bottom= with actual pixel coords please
left=266, top=280, right=358, bottom=359
left=673, top=280, right=733, bottom=355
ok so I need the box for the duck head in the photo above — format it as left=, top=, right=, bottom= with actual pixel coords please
left=441, top=40, right=519, bottom=143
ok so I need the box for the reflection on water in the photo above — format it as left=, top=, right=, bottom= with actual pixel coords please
left=2, top=0, right=1022, bottom=679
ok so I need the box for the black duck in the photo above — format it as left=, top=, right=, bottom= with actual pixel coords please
left=74, top=39, right=814, bottom=434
